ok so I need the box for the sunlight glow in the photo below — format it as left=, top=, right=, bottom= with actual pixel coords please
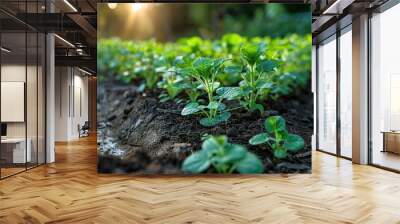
left=107, top=3, right=118, bottom=10
left=131, top=3, right=143, bottom=12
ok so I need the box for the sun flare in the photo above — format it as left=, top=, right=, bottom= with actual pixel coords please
left=107, top=3, right=117, bottom=10
left=131, top=3, right=143, bottom=12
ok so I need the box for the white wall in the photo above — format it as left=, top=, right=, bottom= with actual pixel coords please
left=55, top=67, right=69, bottom=141
left=72, top=73, right=89, bottom=138
left=55, top=67, right=89, bottom=141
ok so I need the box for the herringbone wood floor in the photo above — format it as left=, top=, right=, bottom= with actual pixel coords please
left=1, top=136, right=400, bottom=224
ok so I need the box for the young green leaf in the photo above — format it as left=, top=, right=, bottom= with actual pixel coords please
left=207, top=101, right=220, bottom=110
left=178, top=67, right=196, bottom=77
left=217, top=111, right=231, bottom=121
left=192, top=57, right=214, bottom=78
left=202, top=136, right=225, bottom=154
left=182, top=150, right=211, bottom=173
left=197, top=82, right=220, bottom=91
left=256, top=60, right=278, bottom=73
left=273, top=148, right=288, bottom=159
left=182, top=135, right=264, bottom=174
left=212, top=58, right=228, bottom=73
left=235, top=152, right=264, bottom=174
left=181, top=102, right=200, bottom=115
left=256, top=81, right=274, bottom=90
left=216, top=87, right=242, bottom=100
left=199, top=112, right=231, bottom=127
left=224, top=65, right=243, bottom=75
left=214, top=144, right=247, bottom=164
left=217, top=103, right=227, bottom=111
left=284, top=134, right=304, bottom=152
left=249, top=133, right=269, bottom=145
left=253, top=104, right=264, bottom=114
left=265, top=116, right=286, bottom=133
left=240, top=43, right=265, bottom=66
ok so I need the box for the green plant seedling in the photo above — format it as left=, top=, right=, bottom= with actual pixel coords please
left=98, top=34, right=311, bottom=101
left=180, top=57, right=232, bottom=127
left=157, top=70, right=185, bottom=102
left=224, top=43, right=279, bottom=113
left=249, top=116, right=304, bottom=159
left=182, top=135, right=264, bottom=174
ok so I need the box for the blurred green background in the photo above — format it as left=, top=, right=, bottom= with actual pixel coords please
left=98, top=3, right=311, bottom=42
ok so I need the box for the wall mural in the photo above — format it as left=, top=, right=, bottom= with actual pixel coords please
left=97, top=3, right=313, bottom=174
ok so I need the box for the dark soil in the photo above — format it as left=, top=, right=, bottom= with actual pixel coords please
left=97, top=84, right=313, bottom=174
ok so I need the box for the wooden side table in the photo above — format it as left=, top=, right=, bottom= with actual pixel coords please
left=381, top=131, right=400, bottom=154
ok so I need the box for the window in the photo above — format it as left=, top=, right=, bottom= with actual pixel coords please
left=316, top=25, right=352, bottom=158
left=0, top=2, right=46, bottom=179
left=317, top=35, right=337, bottom=154
left=370, top=3, right=400, bottom=171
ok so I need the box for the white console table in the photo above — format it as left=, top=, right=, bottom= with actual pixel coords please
left=1, top=138, right=31, bottom=163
